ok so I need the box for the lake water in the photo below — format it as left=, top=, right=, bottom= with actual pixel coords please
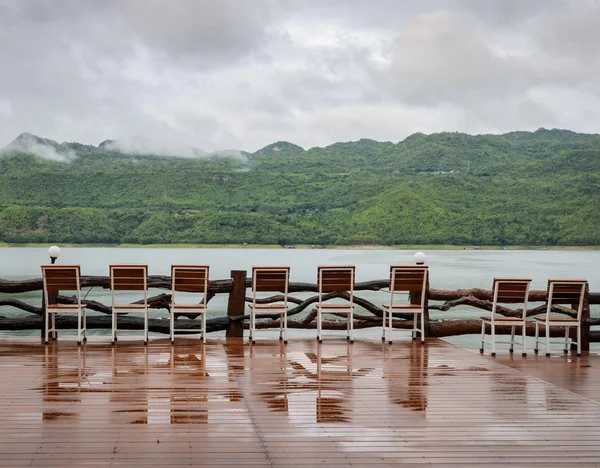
left=1, top=247, right=598, bottom=347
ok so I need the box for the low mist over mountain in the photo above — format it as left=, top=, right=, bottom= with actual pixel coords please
left=1, top=133, right=252, bottom=161
left=1, top=128, right=599, bottom=246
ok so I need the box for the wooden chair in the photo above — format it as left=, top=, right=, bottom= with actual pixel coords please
left=110, top=264, right=148, bottom=345
left=170, top=265, right=210, bottom=344
left=480, top=278, right=531, bottom=356
left=382, top=266, right=428, bottom=344
left=248, top=266, right=291, bottom=344
left=534, top=279, right=587, bottom=357
left=316, top=266, right=355, bottom=343
left=41, top=264, right=86, bottom=345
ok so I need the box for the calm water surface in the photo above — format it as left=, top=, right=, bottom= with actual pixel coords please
left=1, top=248, right=598, bottom=346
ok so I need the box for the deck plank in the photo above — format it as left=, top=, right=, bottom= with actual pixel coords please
left=0, top=337, right=600, bottom=466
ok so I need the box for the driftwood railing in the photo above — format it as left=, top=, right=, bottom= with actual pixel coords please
left=1, top=270, right=599, bottom=349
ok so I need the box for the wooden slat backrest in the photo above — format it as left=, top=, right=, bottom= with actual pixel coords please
left=110, top=264, right=148, bottom=291
left=493, top=278, right=531, bottom=303
left=548, top=279, right=587, bottom=305
left=252, top=266, right=290, bottom=293
left=171, top=265, right=209, bottom=293
left=318, top=266, right=355, bottom=293
left=390, top=266, right=428, bottom=292
left=547, top=279, right=587, bottom=321
left=42, top=265, right=81, bottom=291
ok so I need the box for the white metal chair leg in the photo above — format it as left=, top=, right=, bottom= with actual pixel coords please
left=480, top=321, right=485, bottom=353
left=202, top=312, right=206, bottom=344
left=112, top=311, right=116, bottom=344
left=144, top=312, right=148, bottom=345
left=509, top=326, right=515, bottom=353
left=564, top=327, right=569, bottom=354
left=349, top=311, right=354, bottom=343
left=317, top=308, right=322, bottom=343
left=491, top=324, right=496, bottom=357
left=521, top=325, right=527, bottom=357
left=83, top=309, right=87, bottom=341
left=283, top=312, right=288, bottom=344
left=534, top=322, right=539, bottom=354
left=44, top=310, right=49, bottom=345
left=170, top=311, right=175, bottom=344
left=420, top=313, right=425, bottom=344
left=545, top=322, right=550, bottom=356
left=413, top=315, right=417, bottom=341
left=388, top=309, right=393, bottom=344
left=346, top=313, right=350, bottom=341
left=382, top=309, right=386, bottom=342
left=577, top=326, right=581, bottom=356
left=52, top=313, right=57, bottom=340
left=77, top=310, right=82, bottom=345
left=279, top=312, right=283, bottom=341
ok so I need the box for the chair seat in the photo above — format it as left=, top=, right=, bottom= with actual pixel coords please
left=113, top=304, right=148, bottom=310
left=248, top=303, right=287, bottom=310
left=47, top=304, right=85, bottom=310
left=481, top=316, right=524, bottom=322
left=535, top=316, right=579, bottom=323
left=171, top=304, right=206, bottom=310
left=317, top=303, right=354, bottom=313
left=382, top=304, right=423, bottom=310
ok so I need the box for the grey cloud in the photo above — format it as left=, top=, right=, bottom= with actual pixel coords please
left=0, top=0, right=599, bottom=153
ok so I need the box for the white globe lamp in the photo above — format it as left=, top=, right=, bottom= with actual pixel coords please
left=48, top=245, right=61, bottom=264
left=414, top=251, right=426, bottom=265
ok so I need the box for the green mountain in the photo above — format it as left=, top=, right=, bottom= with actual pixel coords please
left=0, top=129, right=599, bottom=246
left=253, top=141, right=305, bottom=156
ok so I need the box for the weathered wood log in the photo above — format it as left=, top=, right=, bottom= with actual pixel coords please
left=0, top=276, right=233, bottom=294
left=227, top=270, right=246, bottom=338
left=0, top=315, right=229, bottom=334
left=0, top=298, right=42, bottom=315
left=0, top=314, right=592, bottom=340
left=429, top=296, right=574, bottom=318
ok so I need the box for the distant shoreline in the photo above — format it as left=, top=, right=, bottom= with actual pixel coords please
left=1, top=242, right=599, bottom=251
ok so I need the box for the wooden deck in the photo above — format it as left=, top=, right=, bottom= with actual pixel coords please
left=1, top=337, right=600, bottom=467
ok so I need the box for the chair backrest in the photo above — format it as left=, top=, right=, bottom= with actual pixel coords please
left=41, top=264, right=81, bottom=305
left=492, top=278, right=532, bottom=320
left=171, top=265, right=209, bottom=292
left=547, top=279, right=587, bottom=321
left=252, top=266, right=290, bottom=293
left=252, top=266, right=290, bottom=307
left=317, top=266, right=355, bottom=302
left=171, top=265, right=209, bottom=306
left=389, top=265, right=428, bottom=307
left=110, top=264, right=148, bottom=298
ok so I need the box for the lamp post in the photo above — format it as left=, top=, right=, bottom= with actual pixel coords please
left=414, top=251, right=426, bottom=265
left=48, top=245, right=60, bottom=264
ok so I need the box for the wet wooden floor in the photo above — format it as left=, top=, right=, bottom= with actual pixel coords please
left=1, top=337, right=600, bottom=467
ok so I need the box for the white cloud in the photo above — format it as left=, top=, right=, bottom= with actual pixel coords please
left=0, top=0, right=599, bottom=153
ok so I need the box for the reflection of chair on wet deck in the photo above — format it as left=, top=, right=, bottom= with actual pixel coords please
left=480, top=278, right=531, bottom=357
left=110, top=264, right=148, bottom=345
left=382, top=266, right=428, bottom=345
left=316, top=344, right=353, bottom=423
left=248, top=266, right=290, bottom=344
left=316, top=266, right=356, bottom=343
left=42, top=264, right=87, bottom=345
left=170, top=265, right=210, bottom=344
left=535, top=279, right=587, bottom=357
left=169, top=346, right=209, bottom=424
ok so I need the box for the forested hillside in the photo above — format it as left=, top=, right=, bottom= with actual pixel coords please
left=0, top=128, right=599, bottom=246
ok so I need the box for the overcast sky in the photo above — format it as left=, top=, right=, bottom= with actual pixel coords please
left=1, top=0, right=599, bottom=152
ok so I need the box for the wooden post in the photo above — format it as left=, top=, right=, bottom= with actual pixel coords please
left=581, top=283, right=590, bottom=352
left=226, top=270, right=247, bottom=338
left=41, top=288, right=46, bottom=342
left=423, top=276, right=431, bottom=337
left=409, top=275, right=430, bottom=339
